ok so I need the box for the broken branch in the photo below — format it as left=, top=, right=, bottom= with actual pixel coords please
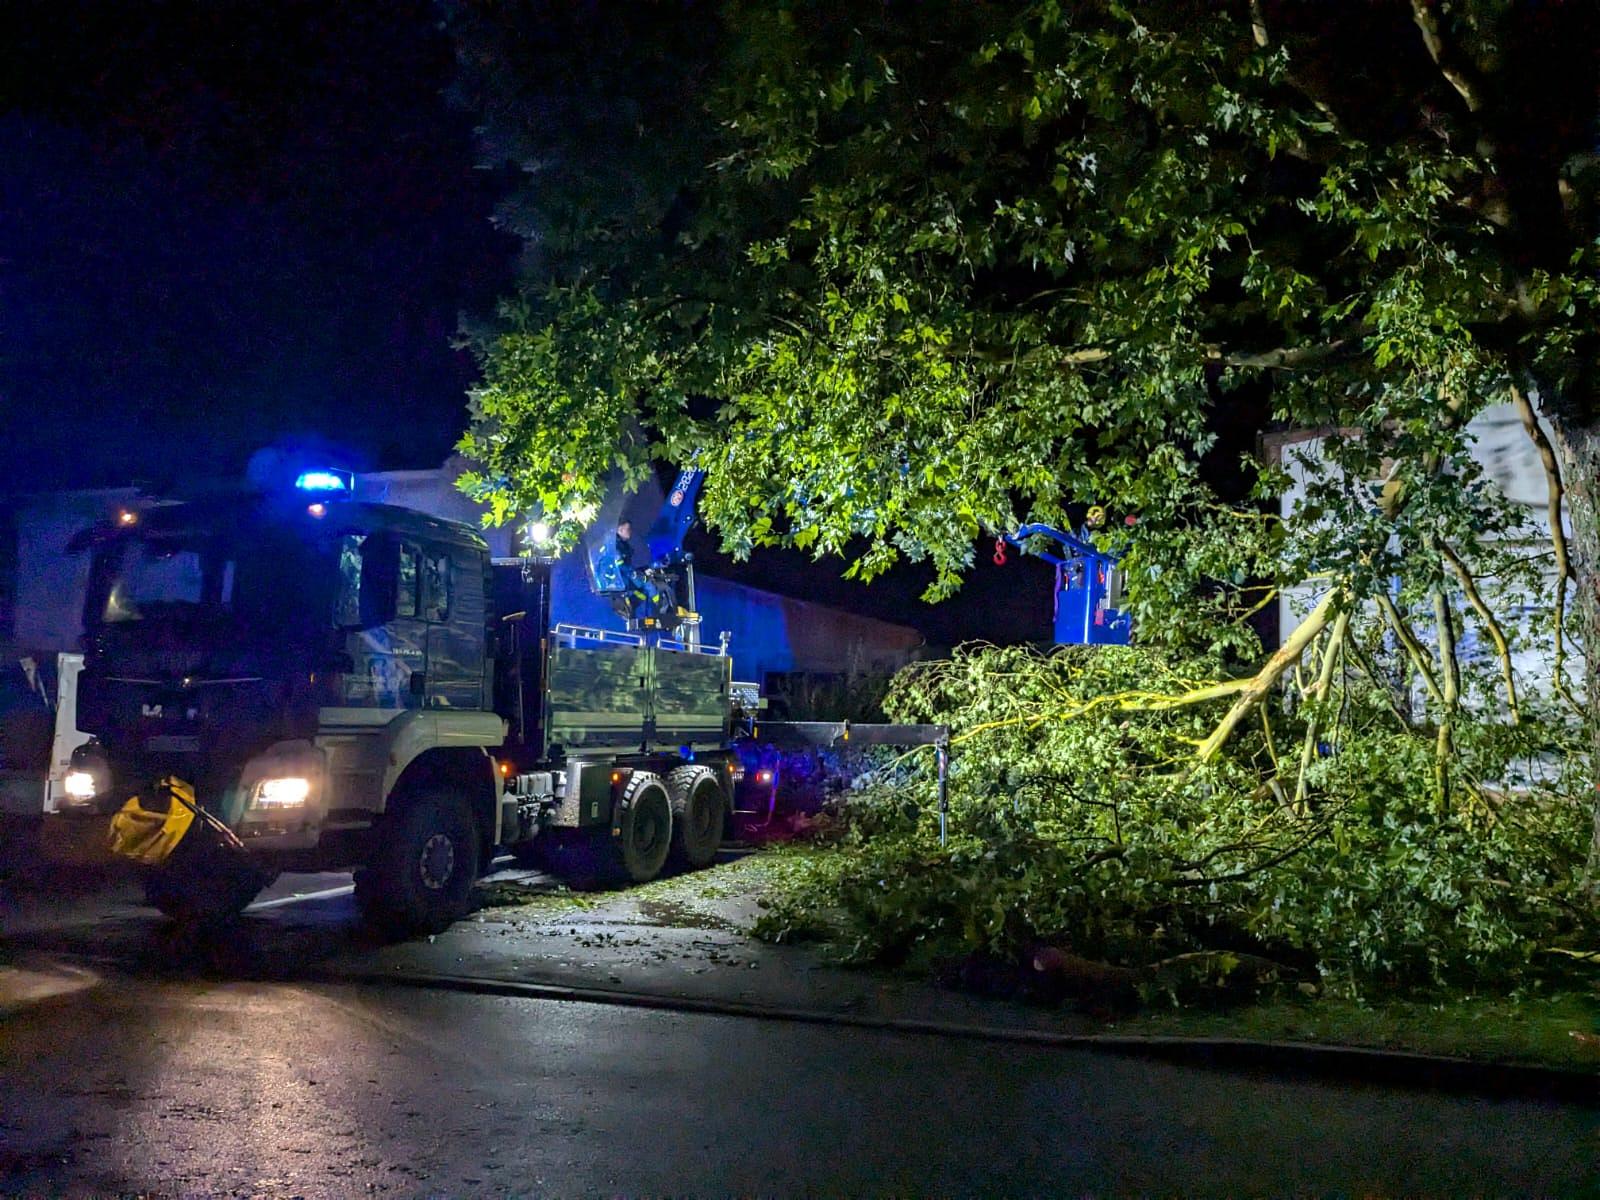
left=1196, top=588, right=1342, bottom=763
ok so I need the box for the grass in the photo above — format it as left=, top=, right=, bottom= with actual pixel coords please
left=1111, top=989, right=1600, bottom=1072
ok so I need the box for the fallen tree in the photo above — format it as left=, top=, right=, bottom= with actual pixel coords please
left=754, top=641, right=1594, bottom=998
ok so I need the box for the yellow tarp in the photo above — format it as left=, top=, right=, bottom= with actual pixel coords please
left=107, top=777, right=197, bottom=867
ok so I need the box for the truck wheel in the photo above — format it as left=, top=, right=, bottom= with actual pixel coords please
left=143, top=872, right=259, bottom=928
left=356, top=789, right=479, bottom=936
left=666, top=765, right=725, bottom=869
left=613, top=772, right=672, bottom=883
left=141, top=823, right=269, bottom=928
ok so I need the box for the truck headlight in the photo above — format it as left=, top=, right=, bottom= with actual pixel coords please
left=63, top=771, right=98, bottom=801
left=252, top=776, right=311, bottom=809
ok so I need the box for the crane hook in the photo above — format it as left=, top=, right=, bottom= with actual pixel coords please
left=993, top=537, right=1007, bottom=566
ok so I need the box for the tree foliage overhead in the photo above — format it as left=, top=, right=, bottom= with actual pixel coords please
left=453, top=0, right=1599, bottom=584
left=453, top=1, right=1600, bottom=878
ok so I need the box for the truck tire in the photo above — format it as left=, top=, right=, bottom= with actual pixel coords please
left=666, top=765, right=725, bottom=869
left=143, top=871, right=259, bottom=928
left=356, top=788, right=479, bottom=936
left=612, top=772, right=672, bottom=883
left=141, top=820, right=270, bottom=928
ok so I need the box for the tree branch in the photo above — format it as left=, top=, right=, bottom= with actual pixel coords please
left=1213, top=337, right=1359, bottom=371
left=1245, top=0, right=1343, bottom=132
left=1431, top=579, right=1460, bottom=809
left=1375, top=590, right=1447, bottom=708
left=1248, top=0, right=1268, bottom=49
left=970, top=333, right=1365, bottom=375
left=1410, top=0, right=1486, bottom=114
left=1437, top=540, right=1521, bottom=723
left=1293, top=611, right=1349, bottom=811
left=1345, top=637, right=1422, bottom=735
left=1195, top=588, right=1343, bottom=763
left=1060, top=347, right=1111, bottom=366
left=1511, top=382, right=1580, bottom=708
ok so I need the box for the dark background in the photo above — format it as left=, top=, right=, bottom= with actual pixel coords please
left=0, top=0, right=1054, bottom=644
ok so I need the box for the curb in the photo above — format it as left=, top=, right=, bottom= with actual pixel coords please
left=320, top=967, right=1599, bottom=1106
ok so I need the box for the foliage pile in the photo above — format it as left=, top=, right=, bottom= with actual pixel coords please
left=755, top=643, right=1594, bottom=997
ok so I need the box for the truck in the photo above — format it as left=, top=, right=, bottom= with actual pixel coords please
left=0, top=651, right=92, bottom=817
left=60, top=469, right=746, bottom=933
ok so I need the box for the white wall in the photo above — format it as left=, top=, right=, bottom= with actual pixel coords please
left=1272, top=401, right=1569, bottom=708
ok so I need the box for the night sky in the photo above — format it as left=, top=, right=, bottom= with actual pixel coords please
left=0, top=0, right=1053, bottom=645
left=1, top=0, right=514, bottom=489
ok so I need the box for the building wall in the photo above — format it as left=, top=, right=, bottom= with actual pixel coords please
left=1267, top=400, right=1566, bottom=704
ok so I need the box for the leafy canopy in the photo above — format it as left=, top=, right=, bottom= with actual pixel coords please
left=454, top=1, right=1599, bottom=619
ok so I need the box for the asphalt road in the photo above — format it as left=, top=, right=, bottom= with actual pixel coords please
left=3, top=971, right=1597, bottom=1198
left=2, top=862, right=1598, bottom=1197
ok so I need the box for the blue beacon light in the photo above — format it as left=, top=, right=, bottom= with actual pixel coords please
left=294, top=469, right=353, bottom=493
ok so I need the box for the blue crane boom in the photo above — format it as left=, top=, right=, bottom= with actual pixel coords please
left=645, top=461, right=705, bottom=562
left=585, top=458, right=708, bottom=640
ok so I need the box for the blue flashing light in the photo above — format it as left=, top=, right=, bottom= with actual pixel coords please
left=294, top=469, right=353, bottom=493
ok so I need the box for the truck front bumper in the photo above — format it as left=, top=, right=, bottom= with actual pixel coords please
left=235, top=820, right=322, bottom=853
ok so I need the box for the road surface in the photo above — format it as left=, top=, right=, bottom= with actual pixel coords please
left=4, top=968, right=1597, bottom=1197
left=1, top=865, right=1596, bottom=1196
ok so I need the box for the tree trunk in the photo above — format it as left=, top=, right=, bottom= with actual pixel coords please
left=1541, top=414, right=1600, bottom=882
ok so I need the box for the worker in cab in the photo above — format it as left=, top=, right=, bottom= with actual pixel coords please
left=592, top=518, right=635, bottom=593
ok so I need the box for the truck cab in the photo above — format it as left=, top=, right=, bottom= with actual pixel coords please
left=70, top=489, right=503, bottom=929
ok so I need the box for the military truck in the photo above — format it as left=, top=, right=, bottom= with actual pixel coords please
left=62, top=472, right=741, bottom=932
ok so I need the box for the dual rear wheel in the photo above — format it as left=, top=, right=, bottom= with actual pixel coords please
left=614, top=765, right=728, bottom=881
left=519, top=766, right=727, bottom=885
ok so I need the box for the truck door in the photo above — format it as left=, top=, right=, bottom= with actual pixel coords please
left=421, top=546, right=486, bottom=709
left=335, top=532, right=428, bottom=710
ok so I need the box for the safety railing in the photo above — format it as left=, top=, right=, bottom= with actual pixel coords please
left=551, top=623, right=732, bottom=657
left=551, top=623, right=644, bottom=649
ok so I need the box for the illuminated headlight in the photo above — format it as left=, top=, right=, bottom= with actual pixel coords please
left=252, top=776, right=311, bottom=809
left=63, top=771, right=98, bottom=801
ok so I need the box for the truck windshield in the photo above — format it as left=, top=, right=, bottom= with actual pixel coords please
left=94, top=533, right=289, bottom=626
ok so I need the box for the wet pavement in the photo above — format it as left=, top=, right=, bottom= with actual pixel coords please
left=6, top=970, right=1599, bottom=1197
left=2, top=850, right=1598, bottom=1196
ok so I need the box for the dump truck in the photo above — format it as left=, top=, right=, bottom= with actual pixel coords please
left=61, top=470, right=745, bottom=932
